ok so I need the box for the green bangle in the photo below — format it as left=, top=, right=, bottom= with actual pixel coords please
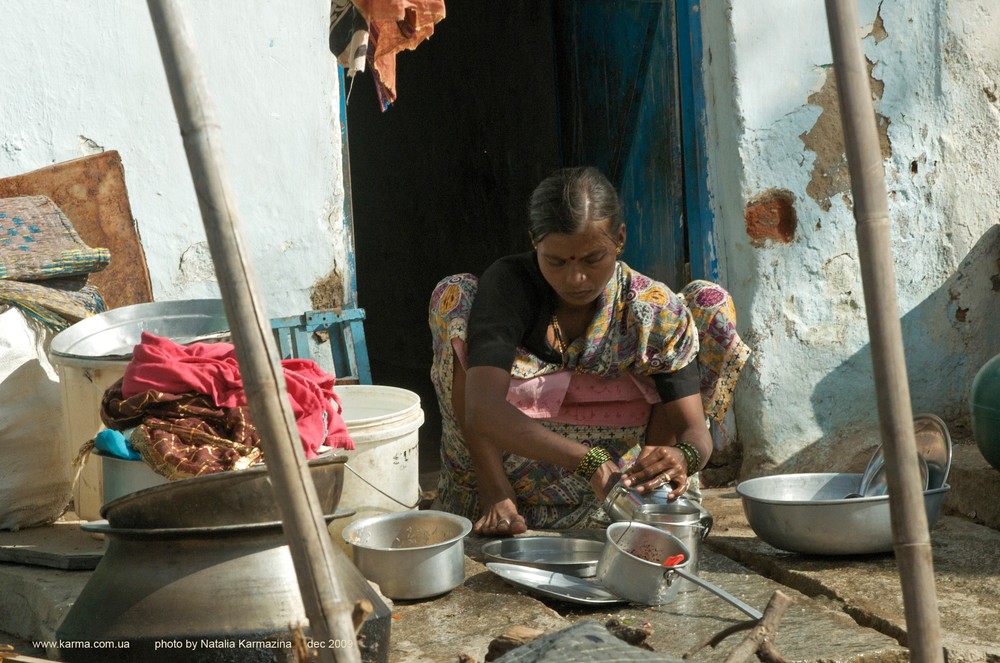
left=575, top=446, right=612, bottom=479
left=675, top=442, right=702, bottom=474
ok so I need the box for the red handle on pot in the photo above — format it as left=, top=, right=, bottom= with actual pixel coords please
left=661, top=554, right=685, bottom=567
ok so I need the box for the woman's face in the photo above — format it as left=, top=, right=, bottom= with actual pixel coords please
left=535, top=220, right=624, bottom=310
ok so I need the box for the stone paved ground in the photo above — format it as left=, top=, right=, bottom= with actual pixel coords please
left=2, top=443, right=999, bottom=662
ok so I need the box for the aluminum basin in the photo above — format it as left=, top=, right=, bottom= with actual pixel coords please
left=736, top=472, right=950, bottom=555
left=50, top=299, right=229, bottom=360
left=101, top=453, right=346, bottom=529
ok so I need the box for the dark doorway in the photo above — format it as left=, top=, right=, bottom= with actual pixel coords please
left=345, top=1, right=686, bottom=475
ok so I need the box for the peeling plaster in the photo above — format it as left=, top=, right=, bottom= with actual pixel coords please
left=77, top=135, right=104, bottom=155
left=800, top=62, right=892, bottom=212
left=745, top=189, right=797, bottom=245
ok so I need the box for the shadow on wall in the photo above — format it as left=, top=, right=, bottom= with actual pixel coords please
left=780, top=224, right=1000, bottom=474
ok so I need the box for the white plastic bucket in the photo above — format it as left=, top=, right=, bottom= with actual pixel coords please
left=49, top=299, right=230, bottom=520
left=329, top=385, right=423, bottom=554
left=101, top=454, right=168, bottom=505
left=49, top=354, right=130, bottom=520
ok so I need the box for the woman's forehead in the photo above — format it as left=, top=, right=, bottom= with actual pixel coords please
left=537, top=226, right=613, bottom=255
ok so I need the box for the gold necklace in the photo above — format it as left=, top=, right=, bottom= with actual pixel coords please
left=551, top=313, right=569, bottom=358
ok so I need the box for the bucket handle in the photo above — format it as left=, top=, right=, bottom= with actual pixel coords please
left=345, top=462, right=422, bottom=509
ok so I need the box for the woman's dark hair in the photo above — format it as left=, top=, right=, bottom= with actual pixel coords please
left=528, top=167, right=623, bottom=244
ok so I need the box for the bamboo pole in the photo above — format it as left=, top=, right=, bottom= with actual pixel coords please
left=824, top=2, right=943, bottom=661
left=145, top=2, right=360, bottom=661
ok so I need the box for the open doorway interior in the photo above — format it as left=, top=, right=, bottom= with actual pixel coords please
left=344, top=0, right=687, bottom=477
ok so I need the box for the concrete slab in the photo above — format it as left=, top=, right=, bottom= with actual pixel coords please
left=462, top=530, right=906, bottom=663
left=942, top=443, right=1000, bottom=531
left=0, top=563, right=90, bottom=644
left=702, top=486, right=1000, bottom=663
left=390, top=556, right=571, bottom=663
left=0, top=516, right=103, bottom=571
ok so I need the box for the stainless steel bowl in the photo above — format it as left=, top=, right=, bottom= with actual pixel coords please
left=101, top=453, right=346, bottom=528
left=736, top=472, right=950, bottom=555
left=342, top=510, right=472, bottom=600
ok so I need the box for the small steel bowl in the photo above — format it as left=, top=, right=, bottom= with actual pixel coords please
left=342, top=510, right=472, bottom=600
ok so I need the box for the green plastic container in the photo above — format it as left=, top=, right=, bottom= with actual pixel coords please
left=969, top=353, right=1000, bottom=472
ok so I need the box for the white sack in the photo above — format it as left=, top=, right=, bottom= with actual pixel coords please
left=0, top=307, right=71, bottom=530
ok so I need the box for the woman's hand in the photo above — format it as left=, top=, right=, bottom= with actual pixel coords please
left=624, top=393, right=711, bottom=500
left=621, top=446, right=690, bottom=499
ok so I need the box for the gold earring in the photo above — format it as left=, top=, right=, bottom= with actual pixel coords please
left=615, top=244, right=624, bottom=256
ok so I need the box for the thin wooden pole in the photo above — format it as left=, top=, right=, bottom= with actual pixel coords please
left=145, top=3, right=360, bottom=661
left=824, top=2, right=943, bottom=661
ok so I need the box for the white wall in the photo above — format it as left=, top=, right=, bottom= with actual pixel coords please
left=0, top=0, right=349, bottom=317
left=703, top=0, right=1000, bottom=473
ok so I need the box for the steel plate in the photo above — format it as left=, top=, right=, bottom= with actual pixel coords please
left=482, top=536, right=604, bottom=577
left=486, top=562, right=625, bottom=605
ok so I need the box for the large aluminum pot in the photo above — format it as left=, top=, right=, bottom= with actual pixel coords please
left=595, top=521, right=691, bottom=605
left=342, top=510, right=472, bottom=599
left=635, top=499, right=712, bottom=592
left=50, top=299, right=230, bottom=359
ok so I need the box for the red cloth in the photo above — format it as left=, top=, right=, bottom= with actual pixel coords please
left=122, top=332, right=353, bottom=457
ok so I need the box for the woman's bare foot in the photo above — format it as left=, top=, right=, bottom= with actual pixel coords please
left=473, top=497, right=528, bottom=537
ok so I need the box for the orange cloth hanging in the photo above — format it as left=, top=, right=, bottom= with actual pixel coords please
left=352, top=0, right=446, bottom=109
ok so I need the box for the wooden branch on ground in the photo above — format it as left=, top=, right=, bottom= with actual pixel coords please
left=723, top=590, right=793, bottom=663
left=684, top=590, right=793, bottom=663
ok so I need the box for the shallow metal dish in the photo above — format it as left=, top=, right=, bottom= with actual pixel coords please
left=81, top=508, right=354, bottom=538
left=914, top=412, right=953, bottom=489
left=101, top=453, right=346, bottom=529
left=481, top=536, right=604, bottom=578
left=859, top=452, right=929, bottom=497
left=486, top=562, right=625, bottom=605
left=736, top=472, right=949, bottom=555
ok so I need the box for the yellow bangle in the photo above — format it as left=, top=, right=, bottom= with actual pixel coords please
left=575, top=446, right=612, bottom=479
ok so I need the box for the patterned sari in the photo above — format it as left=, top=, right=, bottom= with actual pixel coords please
left=428, top=261, right=750, bottom=529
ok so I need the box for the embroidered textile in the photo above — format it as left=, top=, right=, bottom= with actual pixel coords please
left=349, top=0, right=446, bottom=110
left=101, top=380, right=263, bottom=479
left=122, top=332, right=353, bottom=458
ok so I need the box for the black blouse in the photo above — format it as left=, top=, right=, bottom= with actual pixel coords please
left=466, top=251, right=699, bottom=403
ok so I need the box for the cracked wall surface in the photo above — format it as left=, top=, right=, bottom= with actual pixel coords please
left=800, top=61, right=892, bottom=213
left=704, top=0, right=1000, bottom=475
left=0, top=0, right=349, bottom=319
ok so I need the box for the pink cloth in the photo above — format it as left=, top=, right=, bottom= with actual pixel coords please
left=452, top=338, right=657, bottom=427
left=122, top=332, right=353, bottom=457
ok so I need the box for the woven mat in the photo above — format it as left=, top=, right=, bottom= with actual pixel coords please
left=0, top=195, right=110, bottom=281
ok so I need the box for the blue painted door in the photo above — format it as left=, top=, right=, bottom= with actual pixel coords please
left=553, top=0, right=702, bottom=290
